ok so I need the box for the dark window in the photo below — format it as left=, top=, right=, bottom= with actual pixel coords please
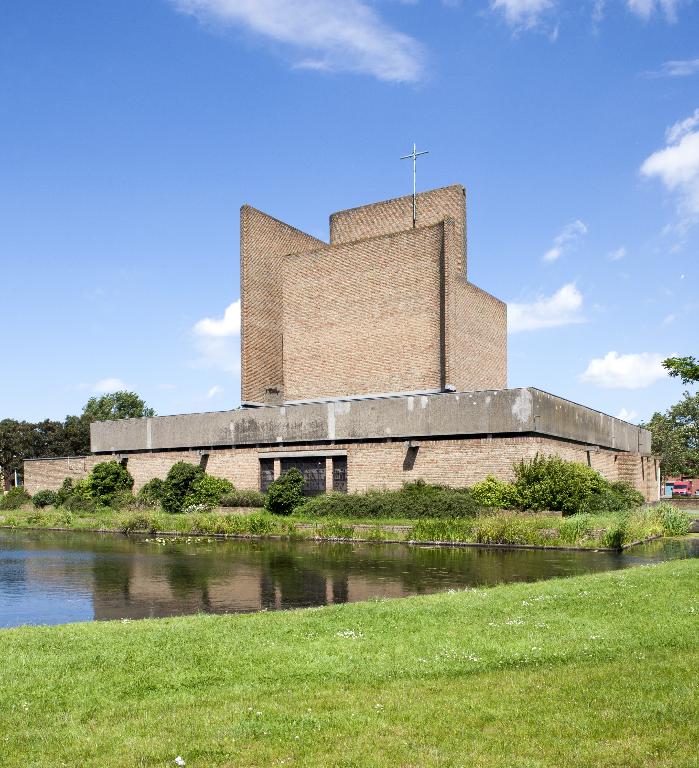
left=332, top=457, right=347, bottom=493
left=260, top=459, right=275, bottom=492
left=280, top=457, right=327, bottom=496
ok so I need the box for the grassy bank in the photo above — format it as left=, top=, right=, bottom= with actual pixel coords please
left=1, top=502, right=691, bottom=548
left=0, top=559, right=697, bottom=767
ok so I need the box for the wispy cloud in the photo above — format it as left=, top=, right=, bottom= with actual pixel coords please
left=192, top=300, right=241, bottom=373
left=206, top=384, right=224, bottom=399
left=508, top=283, right=584, bottom=332
left=490, top=0, right=554, bottom=30
left=626, top=0, right=680, bottom=20
left=170, top=0, right=425, bottom=82
left=608, top=246, right=626, bottom=261
left=641, top=108, right=699, bottom=229
left=543, top=219, right=587, bottom=262
left=649, top=57, right=699, bottom=77
left=93, top=377, right=128, bottom=393
left=581, top=351, right=667, bottom=388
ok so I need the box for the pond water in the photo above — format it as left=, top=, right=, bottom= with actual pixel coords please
left=1, top=530, right=697, bottom=628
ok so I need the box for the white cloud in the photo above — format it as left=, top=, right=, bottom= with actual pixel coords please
left=542, top=219, right=587, bottom=262
left=581, top=351, right=667, bottom=389
left=93, top=377, right=128, bottom=393
left=170, top=0, right=424, bottom=82
left=641, top=108, right=699, bottom=227
left=627, top=0, right=680, bottom=20
left=617, top=407, right=639, bottom=422
left=663, top=313, right=676, bottom=325
left=508, top=283, right=585, bottom=332
left=206, top=384, right=224, bottom=399
left=608, top=246, right=626, bottom=261
left=194, top=299, right=241, bottom=338
left=655, top=58, right=699, bottom=77
left=192, top=300, right=241, bottom=373
left=490, top=0, right=554, bottom=29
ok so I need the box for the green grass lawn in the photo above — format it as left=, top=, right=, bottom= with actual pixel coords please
left=1, top=559, right=697, bottom=767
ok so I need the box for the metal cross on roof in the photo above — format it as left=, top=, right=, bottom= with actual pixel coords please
left=401, top=142, right=429, bottom=228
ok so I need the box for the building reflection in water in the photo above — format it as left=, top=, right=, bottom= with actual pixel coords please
left=3, top=529, right=695, bottom=627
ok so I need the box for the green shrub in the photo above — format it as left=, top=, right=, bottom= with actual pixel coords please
left=161, top=462, right=205, bottom=514
left=514, top=455, right=610, bottom=516
left=0, top=487, right=31, bottom=510
left=63, top=478, right=97, bottom=513
left=653, top=502, right=690, bottom=536
left=187, top=475, right=235, bottom=509
left=56, top=478, right=74, bottom=507
left=266, top=468, right=305, bottom=516
left=220, top=489, right=266, bottom=508
left=296, top=482, right=481, bottom=520
left=137, top=478, right=165, bottom=508
left=469, top=476, right=519, bottom=509
left=110, top=491, right=138, bottom=511
left=86, top=461, right=134, bottom=505
left=32, top=490, right=59, bottom=509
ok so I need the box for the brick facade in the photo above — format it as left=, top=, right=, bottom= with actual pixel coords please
left=24, top=436, right=659, bottom=501
left=240, top=185, right=506, bottom=404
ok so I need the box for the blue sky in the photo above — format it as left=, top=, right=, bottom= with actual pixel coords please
left=2, top=0, right=697, bottom=424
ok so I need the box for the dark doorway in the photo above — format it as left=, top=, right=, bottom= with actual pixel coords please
left=332, top=457, right=348, bottom=493
left=260, top=459, right=275, bottom=492
left=280, top=457, right=327, bottom=496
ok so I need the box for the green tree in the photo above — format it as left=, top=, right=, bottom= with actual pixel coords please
left=662, top=356, right=699, bottom=385
left=0, top=420, right=36, bottom=490
left=81, top=391, right=155, bottom=422
left=644, top=391, right=699, bottom=478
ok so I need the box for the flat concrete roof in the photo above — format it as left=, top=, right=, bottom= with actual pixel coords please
left=90, top=387, right=651, bottom=455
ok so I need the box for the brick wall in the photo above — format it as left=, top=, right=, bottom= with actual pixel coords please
left=24, top=437, right=659, bottom=502
left=241, top=186, right=506, bottom=402
left=443, top=218, right=507, bottom=390
left=283, top=223, right=444, bottom=400
left=329, top=185, right=467, bottom=274
left=240, top=206, right=324, bottom=404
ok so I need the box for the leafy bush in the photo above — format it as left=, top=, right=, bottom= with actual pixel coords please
left=469, top=476, right=518, bottom=509
left=187, top=475, right=235, bottom=509
left=137, top=478, right=165, bottom=508
left=0, top=487, right=31, bottom=510
left=653, top=502, right=690, bottom=536
left=220, top=489, right=266, bottom=508
left=161, top=462, right=205, bottom=514
left=63, top=478, right=97, bottom=513
left=56, top=478, right=74, bottom=507
left=32, top=490, right=59, bottom=509
left=296, top=482, right=481, bottom=520
left=86, top=461, right=134, bottom=505
left=266, top=468, right=305, bottom=516
left=513, top=455, right=631, bottom=516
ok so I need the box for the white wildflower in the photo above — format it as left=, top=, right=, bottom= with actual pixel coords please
left=175, top=757, right=185, bottom=767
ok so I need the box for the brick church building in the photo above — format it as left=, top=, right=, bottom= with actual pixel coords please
left=25, top=185, right=659, bottom=501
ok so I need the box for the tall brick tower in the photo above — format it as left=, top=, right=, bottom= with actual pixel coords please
left=240, top=185, right=507, bottom=405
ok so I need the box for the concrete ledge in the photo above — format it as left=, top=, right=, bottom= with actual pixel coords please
left=90, top=387, right=651, bottom=455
